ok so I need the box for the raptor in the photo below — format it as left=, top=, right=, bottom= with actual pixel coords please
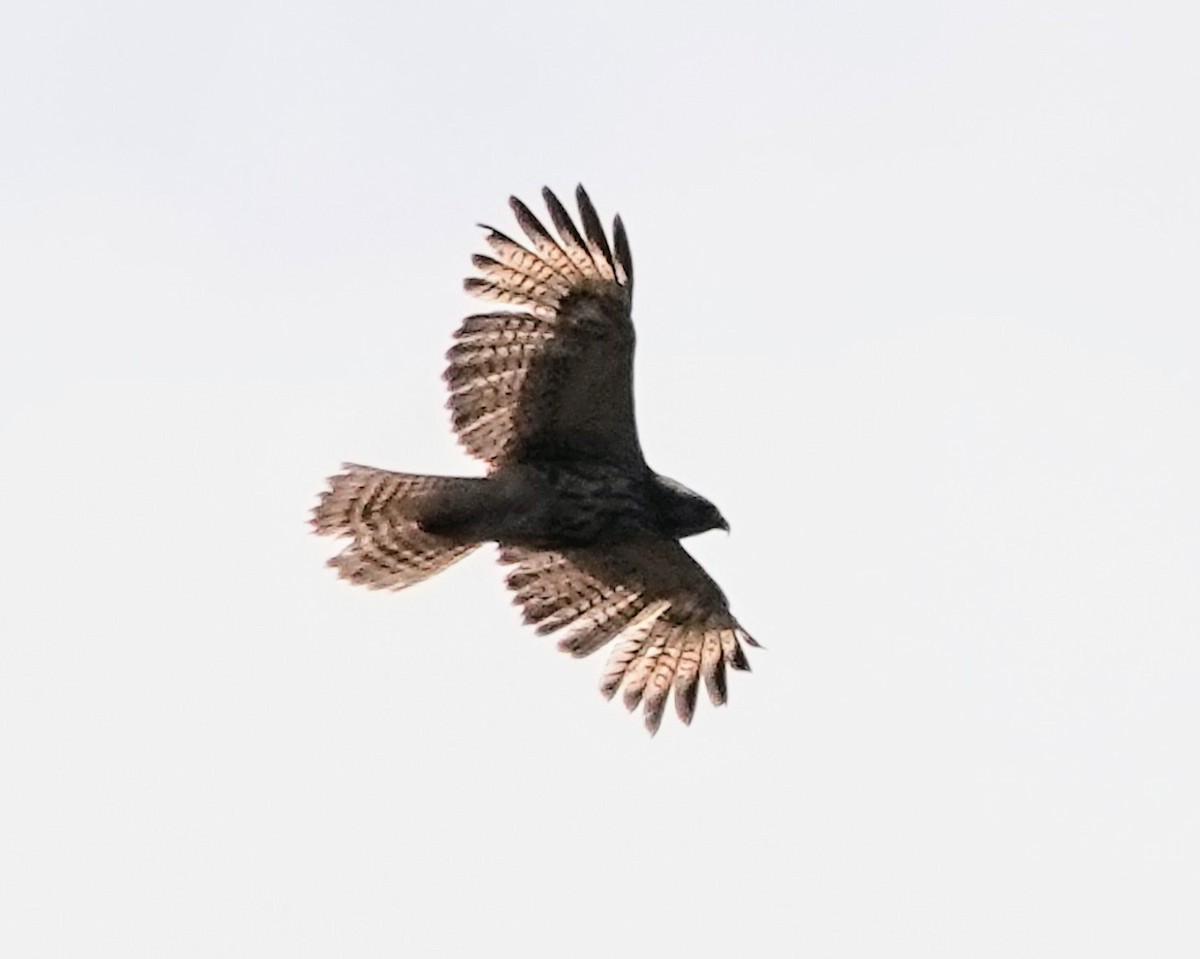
left=312, top=186, right=758, bottom=732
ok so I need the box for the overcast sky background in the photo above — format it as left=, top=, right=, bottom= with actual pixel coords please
left=3, top=1, right=1198, bottom=956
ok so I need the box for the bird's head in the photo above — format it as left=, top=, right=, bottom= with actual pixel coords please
left=652, top=474, right=729, bottom=539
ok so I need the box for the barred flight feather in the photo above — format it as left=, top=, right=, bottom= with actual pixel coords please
left=642, top=626, right=685, bottom=731
left=701, top=632, right=727, bottom=705
left=508, top=196, right=582, bottom=280
left=495, top=543, right=753, bottom=732
left=621, top=628, right=667, bottom=712
left=555, top=590, right=644, bottom=657
left=542, top=187, right=600, bottom=279
left=611, top=214, right=633, bottom=292
left=447, top=367, right=525, bottom=395
left=673, top=633, right=704, bottom=724
left=446, top=341, right=544, bottom=376
left=721, top=628, right=752, bottom=672
left=478, top=232, right=574, bottom=292
left=574, top=184, right=617, bottom=282
left=462, top=277, right=557, bottom=316
left=470, top=255, right=565, bottom=307
left=456, top=311, right=552, bottom=337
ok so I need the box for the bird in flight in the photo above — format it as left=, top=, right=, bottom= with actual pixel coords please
left=312, top=185, right=758, bottom=732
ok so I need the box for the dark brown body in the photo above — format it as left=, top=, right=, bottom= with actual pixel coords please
left=417, top=462, right=725, bottom=550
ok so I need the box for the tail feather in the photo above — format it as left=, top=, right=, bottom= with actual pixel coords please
left=312, top=464, right=482, bottom=591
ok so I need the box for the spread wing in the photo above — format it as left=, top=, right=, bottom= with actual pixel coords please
left=499, top=540, right=759, bottom=733
left=446, top=185, right=643, bottom=469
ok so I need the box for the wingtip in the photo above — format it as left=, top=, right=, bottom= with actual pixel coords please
left=743, top=632, right=764, bottom=649
left=611, top=213, right=633, bottom=290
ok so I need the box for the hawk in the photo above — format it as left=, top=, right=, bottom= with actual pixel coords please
left=312, top=185, right=758, bottom=732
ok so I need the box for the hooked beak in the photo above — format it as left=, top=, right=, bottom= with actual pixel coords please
left=718, top=516, right=730, bottom=533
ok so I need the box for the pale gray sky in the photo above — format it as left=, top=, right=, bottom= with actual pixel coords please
left=3, top=1, right=1198, bottom=956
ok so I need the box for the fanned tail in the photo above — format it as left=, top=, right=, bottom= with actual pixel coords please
left=311, top=464, right=482, bottom=590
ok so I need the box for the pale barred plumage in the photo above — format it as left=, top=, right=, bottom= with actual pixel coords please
left=449, top=187, right=640, bottom=468
left=313, top=185, right=758, bottom=733
left=500, top=542, right=757, bottom=732
left=313, top=466, right=481, bottom=589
